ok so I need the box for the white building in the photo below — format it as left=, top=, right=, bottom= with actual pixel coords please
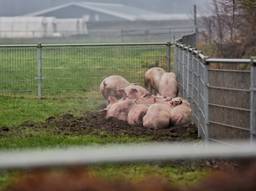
left=0, top=16, right=89, bottom=38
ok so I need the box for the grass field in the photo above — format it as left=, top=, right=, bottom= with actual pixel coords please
left=0, top=45, right=209, bottom=189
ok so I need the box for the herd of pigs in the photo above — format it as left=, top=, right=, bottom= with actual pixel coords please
left=100, top=67, right=192, bottom=129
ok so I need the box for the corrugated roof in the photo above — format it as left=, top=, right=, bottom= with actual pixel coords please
left=25, top=2, right=190, bottom=21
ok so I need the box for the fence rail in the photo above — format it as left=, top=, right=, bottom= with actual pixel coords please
left=0, top=142, right=256, bottom=170
left=175, top=43, right=256, bottom=143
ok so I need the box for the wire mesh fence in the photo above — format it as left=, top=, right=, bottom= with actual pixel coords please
left=0, top=43, right=170, bottom=98
left=175, top=43, right=256, bottom=143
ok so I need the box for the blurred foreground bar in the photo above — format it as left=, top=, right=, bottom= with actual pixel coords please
left=0, top=142, right=256, bottom=170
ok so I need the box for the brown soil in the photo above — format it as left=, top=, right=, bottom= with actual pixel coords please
left=4, top=111, right=197, bottom=142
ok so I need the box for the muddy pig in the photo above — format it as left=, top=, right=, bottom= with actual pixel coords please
left=158, top=72, right=178, bottom=98
left=170, top=98, right=192, bottom=126
left=127, top=104, right=148, bottom=126
left=100, top=75, right=130, bottom=100
left=105, top=97, right=135, bottom=122
left=143, top=103, right=172, bottom=129
left=119, top=84, right=150, bottom=99
left=144, top=67, right=165, bottom=94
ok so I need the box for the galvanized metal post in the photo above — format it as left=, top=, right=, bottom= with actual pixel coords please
left=191, top=53, right=195, bottom=110
left=186, top=48, right=190, bottom=99
left=166, top=42, right=171, bottom=72
left=204, top=61, right=209, bottom=142
left=250, top=58, right=256, bottom=142
left=182, top=48, right=186, bottom=97
left=36, top=43, right=43, bottom=99
left=174, top=45, right=177, bottom=74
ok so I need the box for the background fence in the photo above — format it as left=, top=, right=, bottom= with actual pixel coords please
left=175, top=43, right=256, bottom=142
left=0, top=43, right=170, bottom=99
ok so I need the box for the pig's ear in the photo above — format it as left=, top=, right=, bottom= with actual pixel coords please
left=118, top=88, right=127, bottom=98
left=108, top=96, right=117, bottom=104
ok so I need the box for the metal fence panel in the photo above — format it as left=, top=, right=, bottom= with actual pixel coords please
left=0, top=46, right=37, bottom=97
left=251, top=61, right=256, bottom=141
left=175, top=43, right=255, bottom=142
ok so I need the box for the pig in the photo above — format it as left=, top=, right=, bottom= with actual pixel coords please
left=127, top=104, right=148, bottom=126
left=170, top=98, right=192, bottom=126
left=135, top=94, right=181, bottom=106
left=144, top=67, right=165, bottom=94
left=143, top=103, right=172, bottom=129
left=105, top=97, right=135, bottom=122
left=119, top=84, right=150, bottom=99
left=158, top=72, right=179, bottom=98
left=100, top=75, right=130, bottom=100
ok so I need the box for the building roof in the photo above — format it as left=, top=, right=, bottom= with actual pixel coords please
left=25, top=2, right=190, bottom=21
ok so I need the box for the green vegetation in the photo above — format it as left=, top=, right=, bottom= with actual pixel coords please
left=91, top=164, right=209, bottom=186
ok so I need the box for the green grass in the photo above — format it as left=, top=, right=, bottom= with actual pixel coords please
left=0, top=134, right=151, bottom=150
left=0, top=90, right=103, bottom=127
left=90, top=164, right=209, bottom=186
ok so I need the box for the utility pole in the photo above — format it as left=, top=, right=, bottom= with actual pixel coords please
left=193, top=4, right=198, bottom=47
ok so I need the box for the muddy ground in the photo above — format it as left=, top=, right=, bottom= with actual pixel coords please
left=0, top=111, right=198, bottom=142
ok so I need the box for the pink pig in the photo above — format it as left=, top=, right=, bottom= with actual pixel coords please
left=119, top=84, right=150, bottom=99
left=158, top=72, right=179, bottom=98
left=170, top=98, right=192, bottom=126
left=135, top=94, right=179, bottom=105
left=100, top=75, right=130, bottom=100
left=143, top=103, right=172, bottom=129
left=144, top=67, right=165, bottom=94
left=105, top=97, right=135, bottom=122
left=127, top=104, right=148, bottom=126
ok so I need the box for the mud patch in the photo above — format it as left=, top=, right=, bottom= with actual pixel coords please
left=20, top=111, right=197, bottom=142
left=1, top=111, right=197, bottom=142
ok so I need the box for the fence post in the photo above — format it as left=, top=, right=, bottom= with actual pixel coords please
left=182, top=47, right=186, bottom=97
left=186, top=47, right=191, bottom=100
left=250, top=57, right=256, bottom=142
left=204, top=60, right=209, bottom=142
left=36, top=43, right=43, bottom=99
left=166, top=42, right=171, bottom=72
left=174, top=44, right=177, bottom=75
left=190, top=49, right=194, bottom=102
